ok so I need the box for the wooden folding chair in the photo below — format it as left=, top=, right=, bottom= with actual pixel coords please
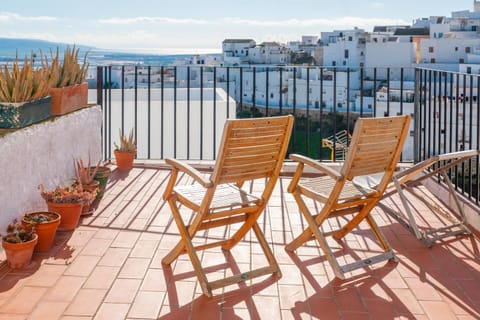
left=286, top=115, right=410, bottom=279
left=162, top=115, right=294, bottom=297
left=388, top=150, right=479, bottom=247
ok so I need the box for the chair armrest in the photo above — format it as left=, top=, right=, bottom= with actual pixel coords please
left=289, top=154, right=342, bottom=179
left=165, top=158, right=213, bottom=188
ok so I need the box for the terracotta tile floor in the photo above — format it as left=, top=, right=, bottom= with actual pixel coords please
left=0, top=166, right=479, bottom=319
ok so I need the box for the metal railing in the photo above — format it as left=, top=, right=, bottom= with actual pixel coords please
left=95, top=65, right=479, bottom=204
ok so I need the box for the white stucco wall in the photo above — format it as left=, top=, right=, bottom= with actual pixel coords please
left=0, top=106, right=102, bottom=233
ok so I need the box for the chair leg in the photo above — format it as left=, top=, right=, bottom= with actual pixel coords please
left=252, top=222, right=282, bottom=277
left=286, top=192, right=346, bottom=279
left=161, top=199, right=213, bottom=296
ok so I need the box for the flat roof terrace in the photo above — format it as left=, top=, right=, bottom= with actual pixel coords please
left=0, top=165, right=478, bottom=319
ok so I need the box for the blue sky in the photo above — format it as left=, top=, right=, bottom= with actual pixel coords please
left=0, top=0, right=474, bottom=54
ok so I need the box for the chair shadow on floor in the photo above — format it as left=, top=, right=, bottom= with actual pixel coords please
left=287, top=217, right=480, bottom=319
left=159, top=248, right=280, bottom=319
left=286, top=244, right=415, bottom=319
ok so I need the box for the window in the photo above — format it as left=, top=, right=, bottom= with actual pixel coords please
left=466, top=47, right=471, bottom=53
left=467, top=67, right=472, bottom=74
left=368, top=104, right=372, bottom=109
left=460, top=58, right=465, bottom=63
left=429, top=46, right=434, bottom=53
left=344, top=49, right=349, bottom=59
left=343, top=61, right=346, bottom=66
left=270, top=93, right=274, bottom=98
left=332, top=61, right=336, bottom=66
left=348, top=36, right=352, bottom=41
left=455, top=47, right=459, bottom=51
left=431, top=58, right=436, bottom=63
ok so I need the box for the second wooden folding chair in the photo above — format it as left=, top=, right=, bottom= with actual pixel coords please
left=162, top=115, right=294, bottom=297
left=286, top=115, right=410, bottom=279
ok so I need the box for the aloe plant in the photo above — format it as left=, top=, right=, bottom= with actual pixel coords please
left=0, top=54, right=49, bottom=102
left=42, top=46, right=89, bottom=88
left=114, top=128, right=136, bottom=152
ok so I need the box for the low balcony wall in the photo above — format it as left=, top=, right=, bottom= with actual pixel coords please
left=0, top=106, right=102, bottom=232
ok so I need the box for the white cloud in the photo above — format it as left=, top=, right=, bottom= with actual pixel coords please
left=98, top=17, right=209, bottom=25
left=97, top=15, right=409, bottom=30
left=0, top=12, right=57, bottom=22
left=371, top=2, right=385, bottom=9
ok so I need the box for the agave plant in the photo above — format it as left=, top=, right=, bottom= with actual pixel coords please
left=114, top=128, right=136, bottom=152
left=42, top=46, right=89, bottom=88
left=74, top=156, right=101, bottom=186
left=0, top=54, right=49, bottom=102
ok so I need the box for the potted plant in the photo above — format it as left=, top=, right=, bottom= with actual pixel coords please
left=74, top=157, right=100, bottom=215
left=0, top=53, right=51, bottom=129
left=39, top=183, right=94, bottom=231
left=22, top=211, right=61, bottom=252
left=1, top=220, right=38, bottom=269
left=42, top=46, right=89, bottom=115
left=114, top=128, right=136, bottom=170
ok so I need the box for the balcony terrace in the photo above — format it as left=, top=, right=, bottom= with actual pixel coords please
left=0, top=163, right=479, bottom=319
left=0, top=65, right=479, bottom=319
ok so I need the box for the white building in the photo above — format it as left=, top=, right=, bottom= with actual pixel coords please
left=249, top=42, right=291, bottom=65
left=222, top=39, right=256, bottom=66
left=322, top=28, right=367, bottom=67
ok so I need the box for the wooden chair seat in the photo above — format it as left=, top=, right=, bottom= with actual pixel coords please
left=298, top=176, right=378, bottom=203
left=174, top=183, right=262, bottom=213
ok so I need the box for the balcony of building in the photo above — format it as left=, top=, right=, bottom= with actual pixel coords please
left=0, top=65, right=478, bottom=319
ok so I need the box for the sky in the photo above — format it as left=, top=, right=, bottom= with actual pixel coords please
left=0, top=0, right=475, bottom=54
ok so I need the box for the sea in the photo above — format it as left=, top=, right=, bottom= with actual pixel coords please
left=0, top=38, right=220, bottom=66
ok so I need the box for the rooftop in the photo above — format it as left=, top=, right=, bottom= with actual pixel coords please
left=0, top=165, right=479, bottom=319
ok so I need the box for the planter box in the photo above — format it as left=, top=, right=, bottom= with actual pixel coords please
left=49, top=82, right=88, bottom=116
left=0, top=97, right=52, bottom=129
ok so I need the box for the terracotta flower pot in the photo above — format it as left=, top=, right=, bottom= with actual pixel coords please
left=22, top=212, right=61, bottom=252
left=2, top=234, right=38, bottom=269
left=47, top=202, right=83, bottom=231
left=81, top=180, right=99, bottom=216
left=114, top=150, right=136, bottom=171
left=49, top=82, right=88, bottom=116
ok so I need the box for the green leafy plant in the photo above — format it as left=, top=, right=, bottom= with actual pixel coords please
left=114, top=128, right=136, bottom=152
left=2, top=220, right=35, bottom=244
left=0, top=53, right=49, bottom=102
left=42, top=46, right=89, bottom=88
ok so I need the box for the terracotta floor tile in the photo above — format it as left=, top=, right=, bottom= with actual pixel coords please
left=118, top=257, right=150, bottom=279
left=419, top=300, right=458, bottom=320
left=80, top=238, right=113, bottom=256
left=43, top=276, right=86, bottom=302
left=140, top=268, right=167, bottom=292
left=0, top=286, right=47, bottom=314
left=24, top=264, right=67, bottom=288
left=64, top=256, right=101, bottom=277
left=404, top=277, right=442, bottom=301
left=111, top=231, right=141, bottom=249
left=83, top=266, right=120, bottom=289
left=0, top=315, right=27, bottom=320
left=104, top=278, right=141, bottom=303
left=28, top=301, right=69, bottom=320
left=130, top=240, right=159, bottom=258
left=128, top=291, right=164, bottom=319
left=97, top=248, right=131, bottom=267
left=93, top=303, right=130, bottom=320
left=64, top=288, right=107, bottom=317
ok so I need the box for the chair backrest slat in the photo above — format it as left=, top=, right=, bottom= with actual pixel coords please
left=342, top=115, right=410, bottom=190
left=212, top=116, right=294, bottom=188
